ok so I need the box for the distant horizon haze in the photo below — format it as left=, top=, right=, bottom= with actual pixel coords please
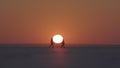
left=0, top=0, right=120, bottom=45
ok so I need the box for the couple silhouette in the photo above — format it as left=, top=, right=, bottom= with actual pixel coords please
left=49, top=38, right=65, bottom=48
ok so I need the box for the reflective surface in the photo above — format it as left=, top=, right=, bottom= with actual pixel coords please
left=0, top=45, right=120, bottom=68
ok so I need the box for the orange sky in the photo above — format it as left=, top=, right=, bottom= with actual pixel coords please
left=0, top=0, right=120, bottom=44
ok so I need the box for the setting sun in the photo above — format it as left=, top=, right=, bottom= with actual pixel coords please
left=53, top=34, right=63, bottom=44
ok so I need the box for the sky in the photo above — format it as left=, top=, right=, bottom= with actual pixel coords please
left=0, top=0, right=120, bottom=44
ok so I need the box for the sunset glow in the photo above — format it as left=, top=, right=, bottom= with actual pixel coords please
left=53, top=35, right=63, bottom=44
left=0, top=0, right=120, bottom=44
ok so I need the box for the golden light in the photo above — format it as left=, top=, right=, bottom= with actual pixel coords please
left=53, top=34, right=63, bottom=44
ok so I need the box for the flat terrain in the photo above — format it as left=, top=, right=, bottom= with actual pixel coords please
left=0, top=45, right=120, bottom=68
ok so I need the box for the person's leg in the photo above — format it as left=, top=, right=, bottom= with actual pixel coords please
left=49, top=45, right=52, bottom=48
left=61, top=45, right=65, bottom=48
left=49, top=43, right=53, bottom=48
left=52, top=45, right=54, bottom=48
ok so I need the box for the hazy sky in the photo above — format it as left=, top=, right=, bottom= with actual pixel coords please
left=0, top=0, right=120, bottom=44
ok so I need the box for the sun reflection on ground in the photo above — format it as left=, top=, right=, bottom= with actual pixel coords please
left=49, top=48, right=67, bottom=68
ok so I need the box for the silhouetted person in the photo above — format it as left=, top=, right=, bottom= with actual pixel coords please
left=49, top=38, right=65, bottom=48
left=61, top=39, right=65, bottom=48
left=49, top=38, right=54, bottom=48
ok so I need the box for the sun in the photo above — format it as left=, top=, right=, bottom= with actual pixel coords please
left=53, top=34, right=63, bottom=44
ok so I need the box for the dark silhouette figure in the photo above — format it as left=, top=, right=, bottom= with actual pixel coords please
left=49, top=38, right=54, bottom=48
left=61, top=39, right=65, bottom=48
left=49, top=38, right=65, bottom=48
